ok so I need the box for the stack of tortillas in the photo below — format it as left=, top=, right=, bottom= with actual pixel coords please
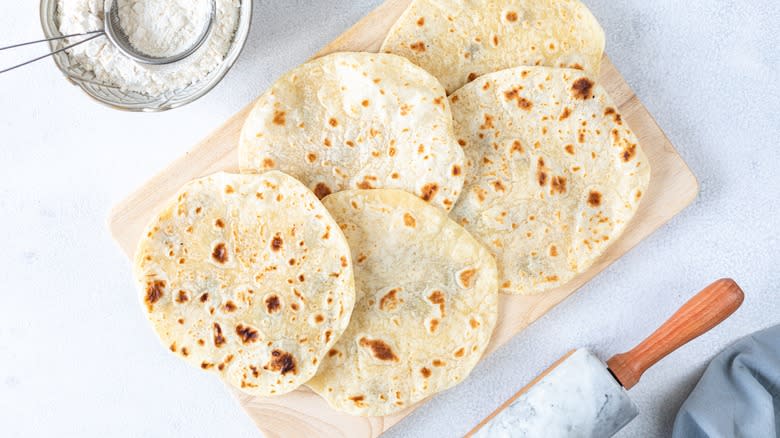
left=132, top=0, right=650, bottom=418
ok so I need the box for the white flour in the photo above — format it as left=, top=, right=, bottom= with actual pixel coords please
left=119, top=0, right=211, bottom=58
left=57, top=0, right=240, bottom=96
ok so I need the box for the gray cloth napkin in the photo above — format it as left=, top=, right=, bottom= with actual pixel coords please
left=673, top=325, right=780, bottom=438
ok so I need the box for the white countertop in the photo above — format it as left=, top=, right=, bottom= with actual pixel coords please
left=1, top=1, right=778, bottom=437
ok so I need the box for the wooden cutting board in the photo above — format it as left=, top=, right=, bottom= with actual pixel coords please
left=108, top=0, right=699, bottom=436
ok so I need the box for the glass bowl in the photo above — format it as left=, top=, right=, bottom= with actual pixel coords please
left=39, top=0, right=252, bottom=112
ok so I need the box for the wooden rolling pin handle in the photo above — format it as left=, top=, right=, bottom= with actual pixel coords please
left=607, top=278, right=744, bottom=390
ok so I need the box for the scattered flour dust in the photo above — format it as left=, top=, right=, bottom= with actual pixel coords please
left=57, top=0, right=240, bottom=95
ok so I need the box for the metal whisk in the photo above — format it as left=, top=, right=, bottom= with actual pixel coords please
left=1, top=0, right=216, bottom=74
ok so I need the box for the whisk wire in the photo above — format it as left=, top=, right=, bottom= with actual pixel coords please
left=0, top=30, right=103, bottom=51
left=1, top=32, right=104, bottom=75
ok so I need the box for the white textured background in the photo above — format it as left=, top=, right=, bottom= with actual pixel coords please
left=1, top=1, right=778, bottom=436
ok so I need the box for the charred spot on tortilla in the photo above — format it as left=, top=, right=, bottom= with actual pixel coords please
left=212, top=243, right=228, bottom=264
left=572, top=77, right=594, bottom=100
left=360, top=337, right=399, bottom=362
left=144, top=280, right=165, bottom=311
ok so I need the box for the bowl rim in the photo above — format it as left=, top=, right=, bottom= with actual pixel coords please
left=39, top=0, right=253, bottom=112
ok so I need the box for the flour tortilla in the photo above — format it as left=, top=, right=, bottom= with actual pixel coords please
left=380, top=0, right=605, bottom=94
left=240, top=52, right=465, bottom=212
left=134, top=171, right=355, bottom=396
left=306, top=189, right=499, bottom=416
left=449, top=67, right=650, bottom=295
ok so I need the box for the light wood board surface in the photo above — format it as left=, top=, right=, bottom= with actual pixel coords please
left=108, top=0, right=699, bottom=436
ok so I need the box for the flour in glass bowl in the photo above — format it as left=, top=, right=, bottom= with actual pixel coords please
left=57, top=0, right=240, bottom=96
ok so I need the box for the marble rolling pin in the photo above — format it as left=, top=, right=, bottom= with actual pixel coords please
left=467, top=278, right=745, bottom=438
